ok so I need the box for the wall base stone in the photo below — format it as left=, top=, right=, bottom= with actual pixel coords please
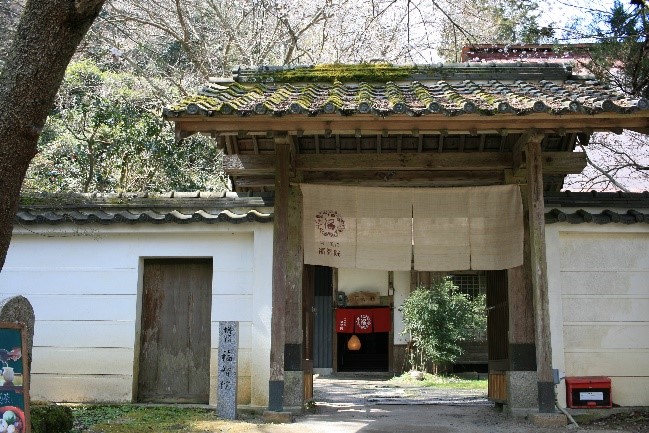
left=283, top=371, right=304, bottom=409
left=529, top=412, right=567, bottom=427
left=262, top=411, right=294, bottom=423
left=504, top=370, right=538, bottom=417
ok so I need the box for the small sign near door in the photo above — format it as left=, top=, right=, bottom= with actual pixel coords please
left=0, top=322, right=30, bottom=433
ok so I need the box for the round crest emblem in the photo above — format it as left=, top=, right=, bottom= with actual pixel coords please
left=356, top=314, right=372, bottom=330
left=315, top=210, right=346, bottom=237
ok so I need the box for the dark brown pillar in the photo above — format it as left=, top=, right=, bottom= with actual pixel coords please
left=283, top=182, right=304, bottom=408
left=526, top=135, right=555, bottom=413
left=268, top=134, right=290, bottom=411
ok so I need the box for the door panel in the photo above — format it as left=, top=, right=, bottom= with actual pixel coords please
left=313, top=266, right=333, bottom=369
left=138, top=259, right=212, bottom=403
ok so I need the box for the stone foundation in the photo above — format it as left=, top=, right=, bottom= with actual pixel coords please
left=505, top=370, right=539, bottom=417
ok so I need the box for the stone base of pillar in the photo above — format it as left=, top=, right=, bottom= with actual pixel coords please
left=262, top=411, right=294, bottom=423
left=529, top=412, right=567, bottom=427
left=283, top=370, right=305, bottom=409
left=268, top=380, right=284, bottom=412
left=504, top=371, right=539, bottom=417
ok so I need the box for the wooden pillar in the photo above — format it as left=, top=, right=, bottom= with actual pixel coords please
left=525, top=135, right=555, bottom=413
left=283, top=181, right=304, bottom=408
left=505, top=180, right=536, bottom=368
left=268, top=133, right=290, bottom=411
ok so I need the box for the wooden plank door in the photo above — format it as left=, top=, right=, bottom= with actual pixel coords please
left=486, top=269, right=509, bottom=403
left=313, top=266, right=333, bottom=369
left=138, top=258, right=212, bottom=403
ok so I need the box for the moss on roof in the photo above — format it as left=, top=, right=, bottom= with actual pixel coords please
left=248, top=63, right=417, bottom=83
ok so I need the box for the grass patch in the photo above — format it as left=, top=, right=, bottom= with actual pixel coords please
left=390, top=372, right=488, bottom=390
left=70, top=405, right=258, bottom=433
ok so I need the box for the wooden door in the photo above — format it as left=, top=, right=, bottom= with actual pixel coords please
left=486, top=269, right=508, bottom=403
left=138, top=259, right=212, bottom=403
left=313, top=266, right=333, bottom=369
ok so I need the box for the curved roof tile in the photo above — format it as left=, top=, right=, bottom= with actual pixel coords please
left=165, top=64, right=649, bottom=118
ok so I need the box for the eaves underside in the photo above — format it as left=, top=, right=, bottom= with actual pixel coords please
left=172, top=112, right=649, bottom=135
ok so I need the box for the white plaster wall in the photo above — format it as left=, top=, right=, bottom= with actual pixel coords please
left=0, top=223, right=273, bottom=407
left=546, top=216, right=649, bottom=407
left=393, top=271, right=411, bottom=345
left=337, top=268, right=388, bottom=294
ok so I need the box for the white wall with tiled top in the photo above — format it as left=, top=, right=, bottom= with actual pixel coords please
left=546, top=215, right=649, bottom=407
left=0, top=223, right=273, bottom=407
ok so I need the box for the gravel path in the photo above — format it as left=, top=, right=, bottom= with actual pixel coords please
left=313, top=373, right=489, bottom=406
left=270, top=373, right=631, bottom=433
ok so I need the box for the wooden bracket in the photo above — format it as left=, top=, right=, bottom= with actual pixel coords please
left=512, top=130, right=544, bottom=176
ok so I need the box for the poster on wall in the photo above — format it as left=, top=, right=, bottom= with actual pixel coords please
left=0, top=322, right=29, bottom=433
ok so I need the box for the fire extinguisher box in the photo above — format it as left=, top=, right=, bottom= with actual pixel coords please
left=566, top=376, right=612, bottom=408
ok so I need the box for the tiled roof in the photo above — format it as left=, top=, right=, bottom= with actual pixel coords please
left=15, top=192, right=273, bottom=226
left=16, top=191, right=649, bottom=226
left=545, top=191, right=649, bottom=225
left=545, top=208, right=648, bottom=224
left=164, top=64, right=649, bottom=118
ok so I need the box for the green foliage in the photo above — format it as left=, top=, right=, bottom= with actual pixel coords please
left=586, top=1, right=649, bottom=98
left=399, top=278, right=486, bottom=369
left=31, top=403, right=74, bottom=433
left=70, top=405, right=221, bottom=433
left=390, top=372, right=488, bottom=390
left=482, top=0, right=549, bottom=44
left=257, top=63, right=414, bottom=83
left=24, top=58, right=227, bottom=194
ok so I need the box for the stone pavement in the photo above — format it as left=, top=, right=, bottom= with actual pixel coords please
left=312, top=373, right=489, bottom=406
left=253, top=373, right=631, bottom=433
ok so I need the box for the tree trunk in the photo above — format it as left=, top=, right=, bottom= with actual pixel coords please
left=0, top=0, right=106, bottom=270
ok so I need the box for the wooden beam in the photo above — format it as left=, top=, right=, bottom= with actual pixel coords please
left=223, top=154, right=275, bottom=175
left=541, top=151, right=586, bottom=174
left=224, top=135, right=234, bottom=154
left=298, top=153, right=512, bottom=171
left=269, top=133, right=290, bottom=411
left=225, top=152, right=587, bottom=177
left=526, top=139, right=554, bottom=413
left=499, top=129, right=508, bottom=152
left=172, top=112, right=649, bottom=136
left=513, top=131, right=543, bottom=176
left=302, top=170, right=503, bottom=187
left=229, top=177, right=275, bottom=188
left=252, top=135, right=260, bottom=154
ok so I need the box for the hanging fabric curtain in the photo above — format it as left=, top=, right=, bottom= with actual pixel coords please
left=468, top=185, right=524, bottom=270
left=355, top=187, right=413, bottom=270
left=413, top=185, right=523, bottom=270
left=335, top=308, right=391, bottom=333
left=303, top=184, right=523, bottom=271
left=413, top=188, right=471, bottom=271
left=302, top=184, right=357, bottom=268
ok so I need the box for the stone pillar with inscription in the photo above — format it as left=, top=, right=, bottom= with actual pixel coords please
left=217, top=321, right=238, bottom=420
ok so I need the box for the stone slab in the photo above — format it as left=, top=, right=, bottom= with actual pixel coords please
left=505, top=370, right=538, bottom=416
left=263, top=410, right=294, bottom=423
left=217, top=321, right=238, bottom=420
left=530, top=412, right=567, bottom=427
left=0, top=296, right=35, bottom=370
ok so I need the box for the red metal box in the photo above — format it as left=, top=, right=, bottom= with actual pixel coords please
left=565, top=376, right=612, bottom=408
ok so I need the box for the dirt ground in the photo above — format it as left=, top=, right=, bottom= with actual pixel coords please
left=208, top=375, right=648, bottom=433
